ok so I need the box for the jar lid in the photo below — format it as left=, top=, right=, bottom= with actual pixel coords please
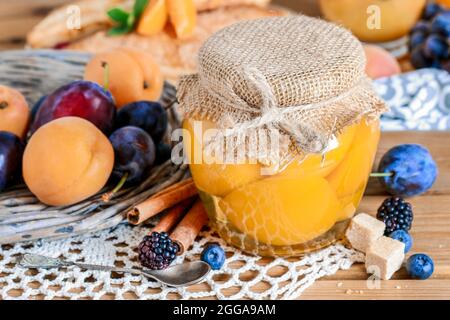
left=178, top=15, right=387, bottom=164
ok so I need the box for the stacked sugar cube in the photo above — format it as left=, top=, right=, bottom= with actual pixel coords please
left=346, top=213, right=405, bottom=280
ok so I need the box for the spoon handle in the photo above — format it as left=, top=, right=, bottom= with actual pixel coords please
left=18, top=253, right=72, bottom=268
left=72, top=263, right=144, bottom=277
left=18, top=253, right=144, bottom=277
left=18, top=254, right=210, bottom=287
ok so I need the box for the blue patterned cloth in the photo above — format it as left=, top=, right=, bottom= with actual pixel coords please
left=374, top=68, right=450, bottom=131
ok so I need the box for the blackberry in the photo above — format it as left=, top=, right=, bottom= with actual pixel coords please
left=376, top=197, right=413, bottom=235
left=138, top=232, right=179, bottom=270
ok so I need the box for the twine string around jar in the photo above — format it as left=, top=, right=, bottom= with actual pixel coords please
left=201, top=65, right=372, bottom=159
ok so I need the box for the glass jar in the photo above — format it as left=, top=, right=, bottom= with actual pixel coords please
left=183, top=116, right=381, bottom=256
left=318, top=0, right=426, bottom=43
left=178, top=15, right=387, bottom=257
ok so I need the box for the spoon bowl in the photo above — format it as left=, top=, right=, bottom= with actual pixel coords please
left=147, top=261, right=211, bottom=287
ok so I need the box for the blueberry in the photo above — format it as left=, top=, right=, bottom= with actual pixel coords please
left=431, top=11, right=450, bottom=36
left=411, top=21, right=431, bottom=34
left=115, top=101, right=168, bottom=144
left=378, top=144, right=438, bottom=197
left=406, top=254, right=434, bottom=280
left=422, top=3, right=443, bottom=20
left=410, top=46, right=434, bottom=69
left=201, top=244, right=226, bottom=270
left=388, top=230, right=413, bottom=253
left=109, top=126, right=156, bottom=185
left=423, top=34, right=449, bottom=59
left=409, top=32, right=427, bottom=50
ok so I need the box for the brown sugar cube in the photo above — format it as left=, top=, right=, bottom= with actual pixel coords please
left=345, top=213, right=385, bottom=252
left=365, top=236, right=405, bottom=280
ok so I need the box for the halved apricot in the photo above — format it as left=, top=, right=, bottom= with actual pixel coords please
left=336, top=185, right=366, bottom=222
left=220, top=176, right=340, bottom=246
left=137, top=0, right=168, bottom=36
left=327, top=118, right=381, bottom=201
left=277, top=123, right=357, bottom=178
left=166, top=0, right=197, bottom=39
left=183, top=118, right=262, bottom=197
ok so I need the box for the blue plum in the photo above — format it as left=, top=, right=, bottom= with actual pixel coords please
left=115, top=101, right=168, bottom=144
left=155, top=143, right=172, bottom=165
left=0, top=131, right=24, bottom=192
left=30, top=81, right=116, bottom=135
left=31, top=95, right=47, bottom=122
left=109, top=126, right=156, bottom=185
left=378, top=144, right=437, bottom=197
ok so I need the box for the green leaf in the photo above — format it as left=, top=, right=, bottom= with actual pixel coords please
left=133, top=0, right=149, bottom=18
left=106, top=0, right=148, bottom=36
left=107, top=23, right=132, bottom=36
left=126, top=13, right=136, bottom=29
left=107, top=8, right=129, bottom=24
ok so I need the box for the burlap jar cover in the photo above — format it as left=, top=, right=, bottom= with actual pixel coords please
left=177, top=15, right=388, bottom=166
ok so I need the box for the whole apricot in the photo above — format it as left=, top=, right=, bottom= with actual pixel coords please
left=84, top=48, right=163, bottom=108
left=23, top=117, right=114, bottom=206
left=0, top=85, right=30, bottom=139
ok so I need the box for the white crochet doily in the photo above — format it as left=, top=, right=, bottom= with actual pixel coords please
left=0, top=223, right=364, bottom=300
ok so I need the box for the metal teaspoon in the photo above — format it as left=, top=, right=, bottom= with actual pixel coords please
left=18, top=253, right=211, bottom=287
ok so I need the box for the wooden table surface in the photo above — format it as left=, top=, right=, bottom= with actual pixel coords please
left=1, top=0, right=449, bottom=300
left=2, top=132, right=449, bottom=300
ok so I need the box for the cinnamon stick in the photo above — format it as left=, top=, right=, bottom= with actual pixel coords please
left=152, top=197, right=196, bottom=233
left=127, top=178, right=197, bottom=225
left=171, top=199, right=209, bottom=255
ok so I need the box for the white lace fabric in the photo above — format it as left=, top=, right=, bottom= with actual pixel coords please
left=0, top=223, right=364, bottom=300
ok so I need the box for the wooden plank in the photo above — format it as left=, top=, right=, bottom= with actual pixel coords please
left=301, top=280, right=450, bottom=300
left=0, top=0, right=70, bottom=49
left=0, top=0, right=69, bottom=19
left=0, top=16, right=44, bottom=47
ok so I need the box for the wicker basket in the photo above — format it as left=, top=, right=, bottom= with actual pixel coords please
left=0, top=50, right=187, bottom=244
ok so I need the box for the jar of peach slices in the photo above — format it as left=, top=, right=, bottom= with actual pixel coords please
left=178, top=16, right=387, bottom=257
